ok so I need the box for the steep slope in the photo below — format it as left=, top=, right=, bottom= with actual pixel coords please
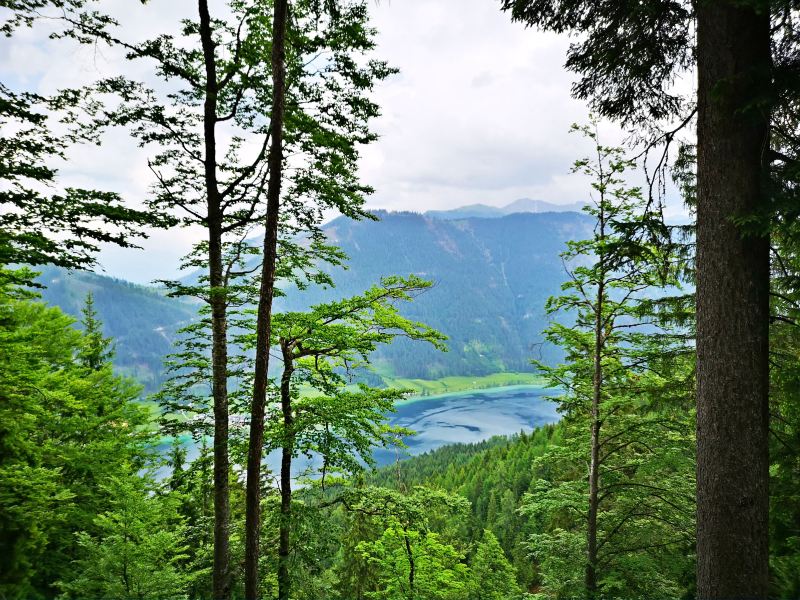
left=276, top=210, right=592, bottom=378
left=37, top=210, right=592, bottom=383
left=36, top=265, right=198, bottom=390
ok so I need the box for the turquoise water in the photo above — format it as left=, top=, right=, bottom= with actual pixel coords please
left=171, top=385, right=560, bottom=476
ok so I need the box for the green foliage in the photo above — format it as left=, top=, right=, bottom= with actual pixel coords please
left=523, top=124, right=695, bottom=598
left=36, top=266, right=198, bottom=392
left=76, top=293, right=114, bottom=370
left=468, top=530, right=518, bottom=600
left=372, top=428, right=559, bottom=590
left=1, top=2, right=171, bottom=282
left=252, top=276, right=447, bottom=599
left=768, top=198, right=800, bottom=599
left=0, top=270, right=156, bottom=598
left=359, top=524, right=468, bottom=600
left=40, top=210, right=594, bottom=385
left=500, top=0, right=694, bottom=125
left=0, top=82, right=167, bottom=284
left=58, top=477, right=189, bottom=600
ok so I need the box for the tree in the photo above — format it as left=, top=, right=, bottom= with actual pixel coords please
left=77, top=293, right=114, bottom=371
left=255, top=275, right=446, bottom=600
left=499, top=1, right=781, bottom=595
left=243, top=2, right=396, bottom=593
left=350, top=487, right=470, bottom=600
left=695, top=5, right=771, bottom=597
left=57, top=2, right=393, bottom=596
left=467, top=530, right=518, bottom=600
left=57, top=477, right=190, bottom=600
left=244, top=0, right=289, bottom=591
left=0, top=4, right=170, bottom=286
left=765, top=187, right=800, bottom=598
left=0, top=271, right=153, bottom=597
left=521, top=126, right=694, bottom=598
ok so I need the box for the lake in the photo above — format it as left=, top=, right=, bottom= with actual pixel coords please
left=372, top=384, right=560, bottom=465
left=174, top=385, right=560, bottom=477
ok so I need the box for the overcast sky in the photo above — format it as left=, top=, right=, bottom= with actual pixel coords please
left=2, top=0, right=676, bottom=283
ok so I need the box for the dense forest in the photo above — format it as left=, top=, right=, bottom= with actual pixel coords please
left=3, top=1, right=800, bottom=600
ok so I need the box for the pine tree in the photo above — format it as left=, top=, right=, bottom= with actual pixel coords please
left=77, top=293, right=114, bottom=371
left=0, top=271, right=153, bottom=597
left=468, top=530, right=519, bottom=600
left=57, top=477, right=190, bottom=600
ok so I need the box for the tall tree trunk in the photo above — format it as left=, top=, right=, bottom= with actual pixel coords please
left=586, top=209, right=606, bottom=598
left=696, top=2, right=771, bottom=597
left=208, top=227, right=231, bottom=600
left=277, top=349, right=294, bottom=600
left=198, top=1, right=231, bottom=598
left=244, top=0, right=289, bottom=597
left=586, top=291, right=602, bottom=597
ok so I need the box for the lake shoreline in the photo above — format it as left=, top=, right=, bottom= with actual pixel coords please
left=382, top=371, right=548, bottom=400
left=394, top=383, right=553, bottom=406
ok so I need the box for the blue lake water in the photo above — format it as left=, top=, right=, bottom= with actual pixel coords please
left=173, top=385, right=560, bottom=477
left=372, top=385, right=560, bottom=465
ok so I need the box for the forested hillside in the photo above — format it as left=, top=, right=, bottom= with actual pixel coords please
left=279, top=210, right=592, bottom=377
left=39, top=210, right=592, bottom=385
left=371, top=427, right=563, bottom=589
left=36, top=266, right=198, bottom=390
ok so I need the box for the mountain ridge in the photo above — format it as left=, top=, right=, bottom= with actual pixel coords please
left=424, top=197, right=586, bottom=220
left=37, top=208, right=592, bottom=388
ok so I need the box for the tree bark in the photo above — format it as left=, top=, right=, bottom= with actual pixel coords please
left=198, top=1, right=231, bottom=598
left=244, top=0, right=289, bottom=597
left=277, top=347, right=294, bottom=600
left=696, top=2, right=771, bottom=598
left=404, top=527, right=415, bottom=600
left=586, top=206, right=605, bottom=598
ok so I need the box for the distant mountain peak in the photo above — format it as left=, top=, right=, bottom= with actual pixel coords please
left=424, top=198, right=586, bottom=220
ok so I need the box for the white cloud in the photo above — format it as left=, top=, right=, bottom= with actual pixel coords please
left=2, top=0, right=683, bottom=284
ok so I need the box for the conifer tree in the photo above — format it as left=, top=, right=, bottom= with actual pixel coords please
left=77, top=293, right=114, bottom=371
left=0, top=272, right=153, bottom=597
left=522, top=125, right=694, bottom=598
left=468, top=530, right=519, bottom=600
left=498, top=4, right=787, bottom=594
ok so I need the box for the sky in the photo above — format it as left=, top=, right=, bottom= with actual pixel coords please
left=1, top=0, right=681, bottom=284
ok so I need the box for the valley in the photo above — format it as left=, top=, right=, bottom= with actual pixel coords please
left=37, top=207, right=591, bottom=391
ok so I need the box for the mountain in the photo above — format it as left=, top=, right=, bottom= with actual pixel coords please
left=37, top=209, right=593, bottom=385
left=276, top=210, right=592, bottom=378
left=35, top=265, right=198, bottom=390
left=424, top=198, right=586, bottom=220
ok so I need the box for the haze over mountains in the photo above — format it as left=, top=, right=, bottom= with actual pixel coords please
left=425, top=198, right=586, bottom=220
left=37, top=203, right=592, bottom=389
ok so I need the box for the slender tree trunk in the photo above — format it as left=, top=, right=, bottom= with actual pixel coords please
left=278, top=345, right=294, bottom=600
left=244, top=0, right=289, bottom=597
left=198, top=1, right=231, bottom=597
left=586, top=288, right=602, bottom=597
left=208, top=226, right=231, bottom=600
left=696, top=2, right=771, bottom=598
left=586, top=210, right=606, bottom=598
left=403, top=527, right=415, bottom=600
